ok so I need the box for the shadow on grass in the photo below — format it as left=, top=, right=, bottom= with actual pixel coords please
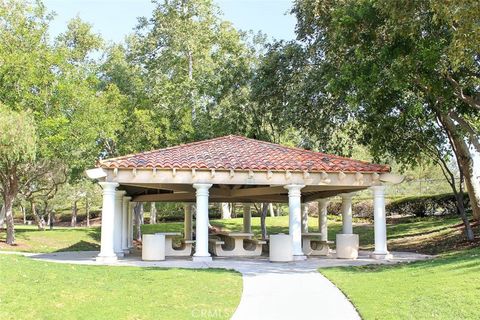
left=55, top=240, right=100, bottom=252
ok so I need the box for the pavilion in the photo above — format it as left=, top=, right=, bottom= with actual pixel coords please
left=86, top=135, right=403, bottom=262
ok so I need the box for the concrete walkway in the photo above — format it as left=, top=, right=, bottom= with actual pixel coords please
left=3, top=250, right=430, bottom=320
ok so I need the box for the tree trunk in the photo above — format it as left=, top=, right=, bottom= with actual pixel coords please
left=454, top=191, right=474, bottom=241
left=438, top=112, right=480, bottom=221
left=1, top=203, right=6, bottom=228
left=31, top=202, right=45, bottom=231
left=260, top=203, right=269, bottom=240
left=220, top=202, right=231, bottom=219
left=20, top=204, right=26, bottom=225
left=134, top=202, right=144, bottom=241
left=269, top=203, right=275, bottom=217
left=3, top=194, right=15, bottom=244
left=276, top=203, right=281, bottom=216
left=71, top=200, right=77, bottom=227
left=150, top=203, right=157, bottom=224
left=85, top=197, right=90, bottom=227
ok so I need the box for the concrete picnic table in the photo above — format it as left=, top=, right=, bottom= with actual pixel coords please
left=209, top=232, right=266, bottom=257
left=302, top=232, right=332, bottom=256
left=155, top=232, right=194, bottom=256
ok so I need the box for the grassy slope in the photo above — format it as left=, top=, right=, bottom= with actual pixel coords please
left=321, top=247, right=480, bottom=320
left=0, top=254, right=241, bottom=320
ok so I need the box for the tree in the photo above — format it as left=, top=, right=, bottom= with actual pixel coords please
left=287, top=0, right=480, bottom=222
left=0, top=105, right=36, bottom=244
left=101, top=0, right=260, bottom=157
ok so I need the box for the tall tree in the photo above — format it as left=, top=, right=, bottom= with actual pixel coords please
left=285, top=0, right=480, bottom=220
left=102, top=0, right=260, bottom=156
left=0, top=105, right=37, bottom=244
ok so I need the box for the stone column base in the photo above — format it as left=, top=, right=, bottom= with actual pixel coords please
left=293, top=255, right=307, bottom=261
left=96, top=255, right=118, bottom=263
left=370, top=252, right=393, bottom=260
left=192, top=256, right=212, bottom=262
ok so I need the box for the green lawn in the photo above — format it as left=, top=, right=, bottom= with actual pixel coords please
left=1, top=215, right=478, bottom=320
left=321, top=247, right=480, bottom=319
left=0, top=254, right=242, bottom=320
left=0, top=225, right=101, bottom=253
left=1, top=215, right=466, bottom=254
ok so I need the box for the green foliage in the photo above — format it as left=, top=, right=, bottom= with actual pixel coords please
left=387, top=193, right=470, bottom=217
left=0, top=105, right=36, bottom=167
left=102, top=0, right=264, bottom=155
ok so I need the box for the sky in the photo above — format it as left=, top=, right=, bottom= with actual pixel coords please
left=43, top=0, right=297, bottom=43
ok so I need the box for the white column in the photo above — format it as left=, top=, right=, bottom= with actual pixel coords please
left=97, top=182, right=119, bottom=262
left=243, top=204, right=251, bottom=233
left=122, top=196, right=131, bottom=254
left=193, top=183, right=213, bottom=262
left=184, top=203, right=193, bottom=240
left=128, top=201, right=134, bottom=248
left=371, top=185, right=392, bottom=259
left=318, top=199, right=329, bottom=242
left=284, top=184, right=305, bottom=259
left=340, top=193, right=354, bottom=234
left=301, top=203, right=309, bottom=233
left=114, top=190, right=126, bottom=257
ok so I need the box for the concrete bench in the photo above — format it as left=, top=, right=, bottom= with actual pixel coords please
left=209, top=233, right=265, bottom=257
left=142, top=234, right=165, bottom=261
left=155, top=232, right=194, bottom=257
left=302, top=233, right=332, bottom=256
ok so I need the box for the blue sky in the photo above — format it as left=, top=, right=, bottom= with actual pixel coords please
left=43, top=0, right=297, bottom=43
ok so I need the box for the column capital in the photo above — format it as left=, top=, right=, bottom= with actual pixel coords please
left=284, top=184, right=305, bottom=197
left=115, top=190, right=126, bottom=198
left=371, top=185, right=386, bottom=196
left=339, top=192, right=355, bottom=200
left=193, top=183, right=213, bottom=196
left=318, top=198, right=330, bottom=205
left=98, top=182, right=119, bottom=193
left=123, top=196, right=132, bottom=202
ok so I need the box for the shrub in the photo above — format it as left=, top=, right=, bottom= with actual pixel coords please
left=386, top=193, right=469, bottom=217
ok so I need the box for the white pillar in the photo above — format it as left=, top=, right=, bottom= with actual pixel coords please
left=128, top=201, right=134, bottom=248
left=122, top=196, right=131, bottom=254
left=284, top=184, right=305, bottom=259
left=97, top=182, right=119, bottom=262
left=243, top=204, right=251, bottom=233
left=340, top=193, right=354, bottom=234
left=371, top=185, right=392, bottom=259
left=114, top=190, right=126, bottom=257
left=193, top=183, right=212, bottom=262
left=184, top=203, right=193, bottom=240
left=318, top=199, right=329, bottom=242
left=301, top=203, right=309, bottom=233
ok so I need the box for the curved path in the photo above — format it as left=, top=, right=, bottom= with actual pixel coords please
left=2, top=251, right=430, bottom=320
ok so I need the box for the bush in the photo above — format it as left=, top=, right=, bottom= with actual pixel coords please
left=386, top=193, right=469, bottom=217
left=326, top=201, right=374, bottom=218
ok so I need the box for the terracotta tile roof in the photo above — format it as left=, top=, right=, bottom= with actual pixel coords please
left=98, top=135, right=390, bottom=173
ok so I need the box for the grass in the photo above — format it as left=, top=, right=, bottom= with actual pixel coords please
left=321, top=247, right=480, bottom=319
left=1, top=215, right=479, bottom=320
left=0, top=254, right=242, bottom=320
left=1, top=215, right=473, bottom=254
left=0, top=225, right=101, bottom=253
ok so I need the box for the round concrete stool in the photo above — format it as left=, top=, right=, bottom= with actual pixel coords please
left=269, top=234, right=293, bottom=262
left=336, top=234, right=359, bottom=259
left=142, top=234, right=166, bottom=261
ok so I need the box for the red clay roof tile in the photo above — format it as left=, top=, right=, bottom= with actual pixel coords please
left=98, top=135, right=390, bottom=173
